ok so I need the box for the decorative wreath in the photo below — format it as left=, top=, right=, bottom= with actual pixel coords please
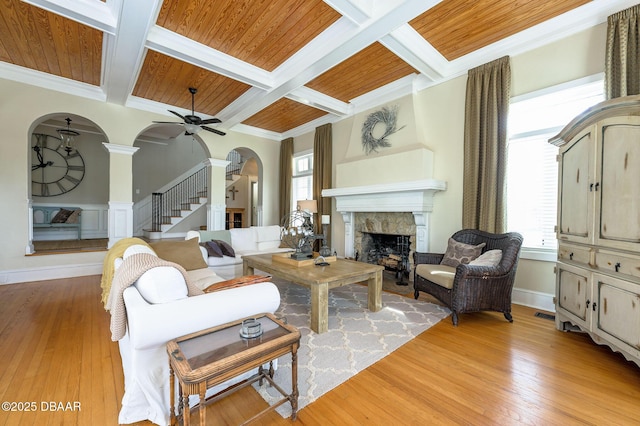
left=361, top=105, right=405, bottom=155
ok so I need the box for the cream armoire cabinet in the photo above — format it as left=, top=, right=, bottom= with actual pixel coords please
left=549, top=95, right=640, bottom=368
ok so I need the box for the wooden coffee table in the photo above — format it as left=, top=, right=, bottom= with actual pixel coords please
left=243, top=253, right=384, bottom=333
left=167, top=313, right=300, bottom=425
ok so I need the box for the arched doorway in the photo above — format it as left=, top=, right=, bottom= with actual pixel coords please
left=131, top=125, right=212, bottom=238
left=225, top=148, right=263, bottom=228
left=28, top=114, right=109, bottom=253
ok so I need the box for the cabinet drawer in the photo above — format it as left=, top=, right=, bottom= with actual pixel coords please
left=594, top=250, right=640, bottom=280
left=558, top=244, right=592, bottom=266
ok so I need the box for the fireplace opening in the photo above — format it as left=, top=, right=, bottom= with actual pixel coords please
left=359, top=232, right=411, bottom=285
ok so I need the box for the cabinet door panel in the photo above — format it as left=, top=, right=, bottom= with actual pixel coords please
left=594, top=274, right=640, bottom=354
left=598, top=123, right=640, bottom=248
left=559, top=131, right=593, bottom=243
left=557, top=264, right=590, bottom=325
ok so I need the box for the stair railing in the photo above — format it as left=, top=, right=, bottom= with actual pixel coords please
left=226, top=149, right=243, bottom=180
left=151, top=167, right=208, bottom=232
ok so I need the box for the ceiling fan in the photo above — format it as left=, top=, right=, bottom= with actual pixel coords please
left=154, top=87, right=226, bottom=136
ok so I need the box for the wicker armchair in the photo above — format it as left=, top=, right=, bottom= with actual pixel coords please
left=413, top=229, right=523, bottom=326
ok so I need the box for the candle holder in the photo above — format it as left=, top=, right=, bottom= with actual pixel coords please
left=239, top=318, right=263, bottom=339
left=319, top=215, right=332, bottom=257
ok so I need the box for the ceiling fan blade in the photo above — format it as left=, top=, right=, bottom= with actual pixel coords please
left=168, top=110, right=187, bottom=121
left=200, top=118, right=222, bottom=125
left=202, top=126, right=226, bottom=136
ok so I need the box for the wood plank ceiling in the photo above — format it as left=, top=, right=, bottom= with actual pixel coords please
left=0, top=0, right=628, bottom=138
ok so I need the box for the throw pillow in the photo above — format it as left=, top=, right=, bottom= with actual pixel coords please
left=214, top=239, right=236, bottom=257
left=65, top=209, right=81, bottom=223
left=202, top=241, right=224, bottom=257
left=134, top=266, right=188, bottom=304
left=469, top=249, right=503, bottom=267
left=51, top=208, right=73, bottom=223
left=440, top=238, right=486, bottom=267
left=204, top=275, right=271, bottom=293
left=150, top=238, right=208, bottom=271
left=123, top=244, right=157, bottom=259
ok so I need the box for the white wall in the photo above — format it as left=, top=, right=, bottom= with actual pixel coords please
left=0, top=78, right=280, bottom=283
left=317, top=23, right=608, bottom=310
left=133, top=135, right=207, bottom=203
left=0, top=23, right=608, bottom=290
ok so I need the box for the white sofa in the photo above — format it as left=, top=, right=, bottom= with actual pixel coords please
left=186, top=225, right=292, bottom=279
left=112, top=244, right=281, bottom=425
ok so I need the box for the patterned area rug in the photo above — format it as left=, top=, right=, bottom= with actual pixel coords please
left=254, top=278, right=451, bottom=417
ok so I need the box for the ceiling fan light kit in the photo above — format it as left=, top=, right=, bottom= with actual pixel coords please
left=153, top=87, right=226, bottom=137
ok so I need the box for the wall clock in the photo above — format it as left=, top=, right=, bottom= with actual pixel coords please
left=31, top=133, right=85, bottom=197
left=361, top=105, right=405, bottom=155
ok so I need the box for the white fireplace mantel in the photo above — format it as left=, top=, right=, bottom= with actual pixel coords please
left=322, top=179, right=446, bottom=257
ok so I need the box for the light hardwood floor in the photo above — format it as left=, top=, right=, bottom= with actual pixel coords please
left=1, top=275, right=639, bottom=425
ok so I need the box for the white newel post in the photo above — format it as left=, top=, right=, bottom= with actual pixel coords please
left=207, top=158, right=230, bottom=231
left=103, top=143, right=139, bottom=249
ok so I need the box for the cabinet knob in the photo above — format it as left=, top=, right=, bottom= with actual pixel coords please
left=592, top=302, right=597, bottom=312
left=594, top=182, right=600, bottom=191
left=615, top=262, right=621, bottom=272
left=569, top=252, right=574, bottom=260
left=586, top=299, right=590, bottom=309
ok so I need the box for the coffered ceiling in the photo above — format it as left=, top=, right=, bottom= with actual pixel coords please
left=0, top=0, right=635, bottom=140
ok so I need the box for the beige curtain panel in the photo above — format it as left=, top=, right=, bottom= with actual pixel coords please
left=278, top=137, right=294, bottom=220
left=605, top=4, right=640, bottom=100
left=313, top=123, right=332, bottom=242
left=462, top=56, right=511, bottom=234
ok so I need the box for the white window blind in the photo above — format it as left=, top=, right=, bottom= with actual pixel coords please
left=507, top=78, right=604, bottom=251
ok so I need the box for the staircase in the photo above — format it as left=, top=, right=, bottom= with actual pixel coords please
left=137, top=152, right=245, bottom=239
left=142, top=167, right=208, bottom=240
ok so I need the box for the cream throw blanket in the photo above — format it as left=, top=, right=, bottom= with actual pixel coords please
left=107, top=253, right=204, bottom=341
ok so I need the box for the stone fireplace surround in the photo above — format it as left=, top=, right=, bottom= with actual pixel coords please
left=322, top=179, right=446, bottom=261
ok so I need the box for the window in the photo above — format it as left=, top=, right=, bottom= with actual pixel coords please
left=291, top=151, right=313, bottom=212
left=507, top=78, right=604, bottom=255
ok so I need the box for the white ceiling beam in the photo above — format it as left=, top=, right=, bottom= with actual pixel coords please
left=287, top=86, right=351, bottom=116
left=102, top=0, right=163, bottom=105
left=380, top=25, right=447, bottom=81
left=146, top=26, right=274, bottom=90
left=21, top=0, right=117, bottom=34
left=221, top=0, right=441, bottom=128
left=323, top=0, right=371, bottom=23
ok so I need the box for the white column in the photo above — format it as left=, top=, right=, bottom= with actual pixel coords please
left=103, top=143, right=139, bottom=248
left=108, top=201, right=134, bottom=248
left=340, top=211, right=355, bottom=258
left=412, top=211, right=430, bottom=253
left=206, top=158, right=230, bottom=230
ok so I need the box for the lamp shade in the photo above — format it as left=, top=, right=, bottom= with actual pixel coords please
left=297, top=199, right=317, bottom=213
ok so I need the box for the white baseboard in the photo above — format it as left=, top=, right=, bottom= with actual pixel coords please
left=512, top=287, right=555, bottom=313
left=0, top=263, right=103, bottom=285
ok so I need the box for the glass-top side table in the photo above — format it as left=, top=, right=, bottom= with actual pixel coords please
left=167, top=313, right=300, bottom=425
